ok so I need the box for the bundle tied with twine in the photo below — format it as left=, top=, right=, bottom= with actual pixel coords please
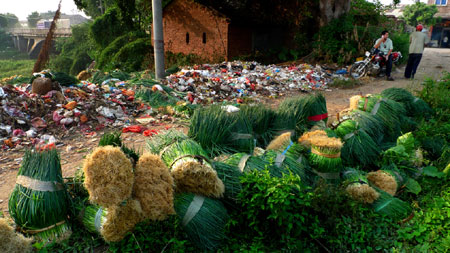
left=332, top=119, right=380, bottom=168
left=8, top=149, right=71, bottom=242
left=342, top=168, right=379, bottom=204
left=224, top=152, right=273, bottom=175
left=239, top=104, right=276, bottom=147
left=160, top=139, right=224, bottom=198
left=372, top=190, right=411, bottom=220
left=174, top=193, right=229, bottom=251
left=273, top=97, right=304, bottom=139
left=266, top=132, right=307, bottom=161
left=81, top=199, right=143, bottom=242
left=273, top=93, right=327, bottom=139
left=98, top=132, right=140, bottom=165
left=304, top=93, right=328, bottom=129
left=189, top=105, right=254, bottom=156
left=352, top=94, right=406, bottom=142
left=337, top=109, right=385, bottom=145
left=0, top=218, right=33, bottom=253
left=298, top=130, right=328, bottom=148
left=146, top=129, right=188, bottom=155
left=381, top=88, right=432, bottom=118
left=132, top=153, right=175, bottom=220
left=367, top=169, right=406, bottom=196
left=261, top=150, right=309, bottom=180
left=82, top=146, right=134, bottom=208
left=302, top=133, right=343, bottom=181
left=212, top=161, right=243, bottom=202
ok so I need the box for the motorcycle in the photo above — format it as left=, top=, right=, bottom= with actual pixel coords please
left=349, top=48, right=402, bottom=79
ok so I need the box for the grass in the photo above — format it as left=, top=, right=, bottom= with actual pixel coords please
left=0, top=59, right=34, bottom=80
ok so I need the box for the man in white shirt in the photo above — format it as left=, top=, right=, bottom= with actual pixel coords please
left=374, top=30, right=394, bottom=81
left=404, top=24, right=429, bottom=79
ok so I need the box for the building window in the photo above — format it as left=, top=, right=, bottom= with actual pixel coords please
left=202, top=32, right=206, bottom=44
left=186, top=32, right=190, bottom=44
left=435, top=0, right=447, bottom=5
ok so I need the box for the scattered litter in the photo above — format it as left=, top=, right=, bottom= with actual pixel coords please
left=162, top=61, right=334, bottom=104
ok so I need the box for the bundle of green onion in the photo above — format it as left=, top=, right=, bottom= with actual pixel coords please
left=239, top=104, right=276, bottom=147
left=307, top=135, right=343, bottom=182
left=189, top=105, right=254, bottom=156
left=333, top=119, right=380, bottom=168
left=212, top=161, right=242, bottom=202
left=174, top=193, right=229, bottom=251
left=82, top=205, right=108, bottom=234
left=160, top=139, right=225, bottom=198
left=99, top=132, right=139, bottom=164
left=356, top=95, right=405, bottom=142
left=342, top=168, right=379, bottom=204
left=135, top=85, right=181, bottom=108
left=8, top=149, right=71, bottom=242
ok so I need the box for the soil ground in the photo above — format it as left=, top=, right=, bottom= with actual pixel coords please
left=1, top=48, right=449, bottom=215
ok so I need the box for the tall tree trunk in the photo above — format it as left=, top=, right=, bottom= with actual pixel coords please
left=319, top=0, right=351, bottom=27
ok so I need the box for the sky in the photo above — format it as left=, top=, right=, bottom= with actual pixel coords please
left=1, top=0, right=87, bottom=20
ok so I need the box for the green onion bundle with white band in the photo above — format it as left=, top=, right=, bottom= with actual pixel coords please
left=188, top=105, right=254, bottom=156
left=238, top=154, right=251, bottom=172
left=182, top=195, right=205, bottom=226
left=16, top=175, right=64, bottom=192
left=8, top=149, right=71, bottom=242
left=333, top=119, right=381, bottom=168
left=175, top=193, right=229, bottom=251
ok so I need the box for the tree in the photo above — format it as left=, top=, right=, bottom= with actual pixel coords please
left=402, top=2, right=438, bottom=27
left=74, top=0, right=115, bottom=18
left=1, top=13, right=20, bottom=28
left=0, top=14, right=8, bottom=28
left=319, top=0, right=351, bottom=26
left=27, top=11, right=41, bottom=28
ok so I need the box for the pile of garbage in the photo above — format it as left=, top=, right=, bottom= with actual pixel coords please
left=162, top=61, right=337, bottom=104
left=0, top=81, right=145, bottom=150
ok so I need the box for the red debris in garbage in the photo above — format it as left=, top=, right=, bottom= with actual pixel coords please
left=122, top=125, right=146, bottom=133
left=143, top=129, right=158, bottom=137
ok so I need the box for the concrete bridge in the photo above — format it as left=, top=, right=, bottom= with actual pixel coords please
left=7, top=28, right=72, bottom=58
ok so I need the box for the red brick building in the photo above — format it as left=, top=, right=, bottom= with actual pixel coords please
left=428, top=0, right=450, bottom=47
left=160, top=0, right=288, bottom=61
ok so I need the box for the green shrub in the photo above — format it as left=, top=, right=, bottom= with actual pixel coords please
left=419, top=72, right=450, bottom=120
left=50, top=23, right=95, bottom=75
left=70, top=50, right=93, bottom=75
left=109, top=37, right=153, bottom=72
left=108, top=217, right=194, bottom=252
left=391, top=32, right=410, bottom=64
left=310, top=182, right=401, bottom=252
left=49, top=56, right=73, bottom=74
left=97, top=31, right=147, bottom=71
left=227, top=170, right=322, bottom=250
left=90, top=7, right=126, bottom=49
left=395, top=178, right=450, bottom=252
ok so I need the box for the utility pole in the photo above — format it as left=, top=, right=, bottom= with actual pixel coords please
left=152, top=0, right=165, bottom=79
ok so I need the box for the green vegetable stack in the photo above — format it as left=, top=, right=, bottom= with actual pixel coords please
left=8, top=149, right=71, bottom=242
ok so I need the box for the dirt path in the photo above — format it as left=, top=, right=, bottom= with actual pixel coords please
left=1, top=48, right=449, bottom=215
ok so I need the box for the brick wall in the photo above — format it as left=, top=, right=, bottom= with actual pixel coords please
left=162, top=0, right=229, bottom=61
